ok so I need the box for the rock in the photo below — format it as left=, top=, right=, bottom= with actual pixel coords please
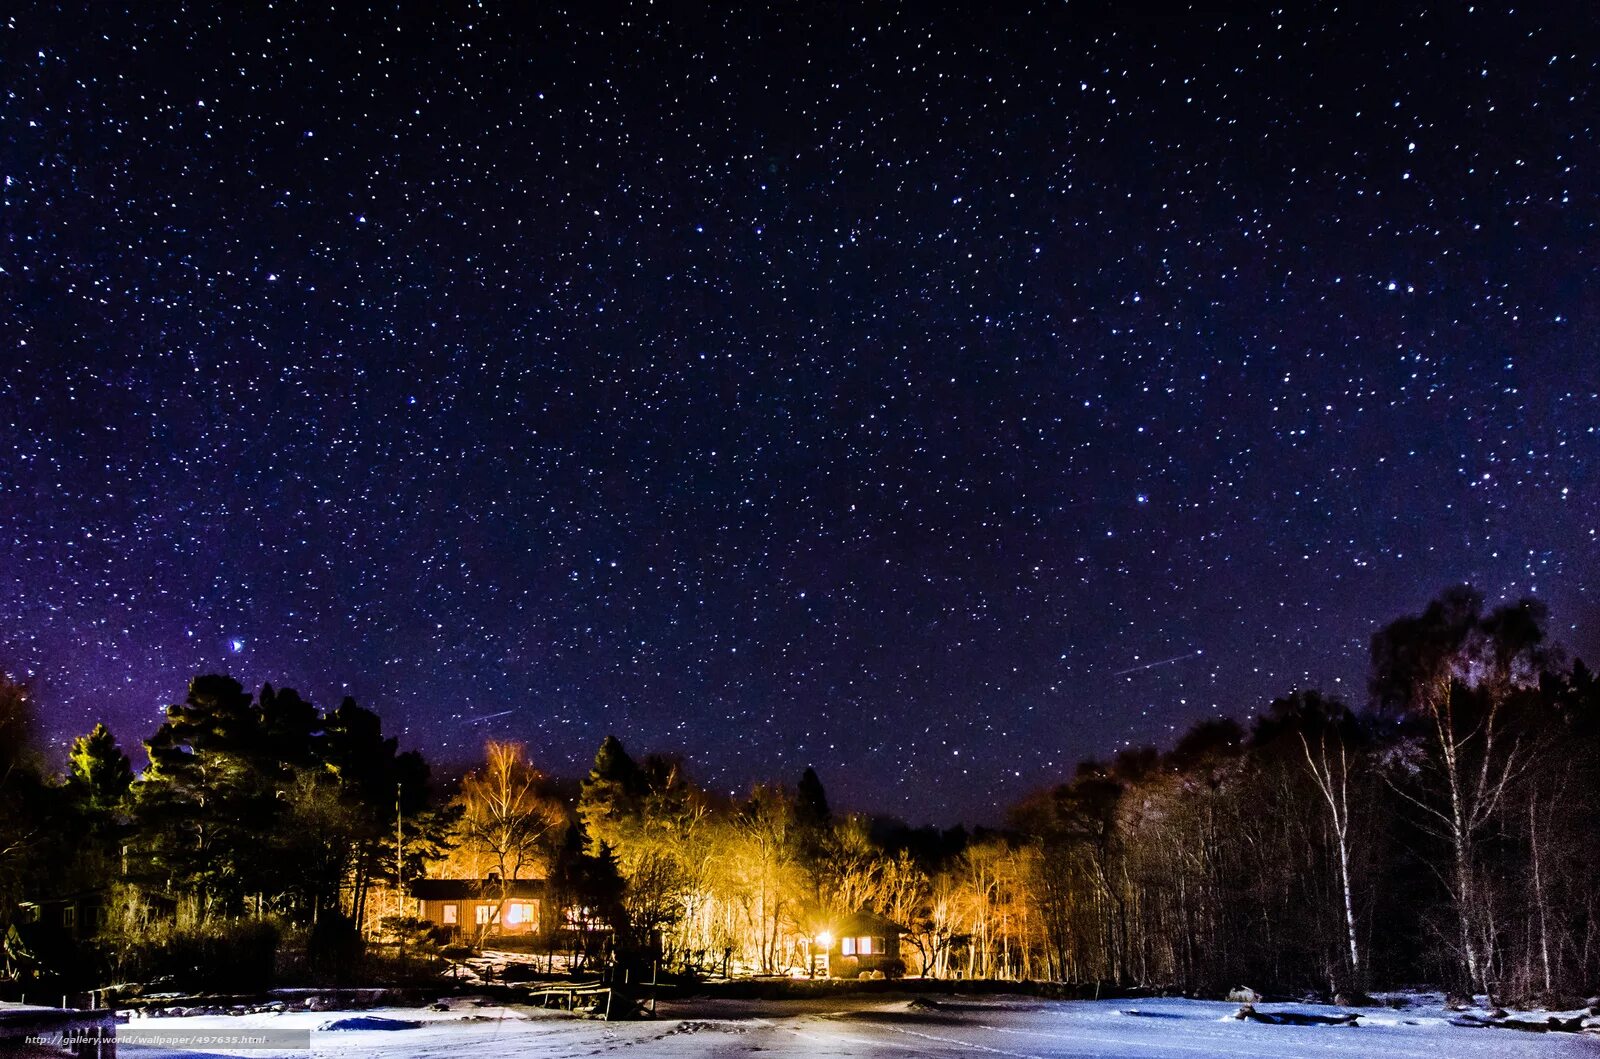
left=429, top=1002, right=451, bottom=1012
left=1586, top=997, right=1600, bottom=1015
left=1227, top=987, right=1262, bottom=1004
left=1237, top=1005, right=1359, bottom=1027
left=319, top=1016, right=421, bottom=1032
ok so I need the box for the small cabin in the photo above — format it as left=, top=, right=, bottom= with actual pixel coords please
left=13, top=892, right=103, bottom=940
left=5, top=891, right=106, bottom=982
left=411, top=877, right=546, bottom=938
left=816, top=909, right=906, bottom=979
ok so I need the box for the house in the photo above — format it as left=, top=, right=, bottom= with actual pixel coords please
left=13, top=892, right=103, bottom=940
left=815, top=909, right=906, bottom=979
left=4, top=891, right=105, bottom=983
left=411, top=876, right=547, bottom=938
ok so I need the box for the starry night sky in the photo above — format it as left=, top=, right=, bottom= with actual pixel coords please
left=3, top=2, right=1597, bottom=822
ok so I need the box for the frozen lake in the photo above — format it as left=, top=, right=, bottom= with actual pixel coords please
left=118, top=994, right=1599, bottom=1058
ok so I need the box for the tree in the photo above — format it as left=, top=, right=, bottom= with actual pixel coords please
left=67, top=723, right=134, bottom=815
left=729, top=784, right=797, bottom=973
left=455, top=740, right=563, bottom=939
left=1255, top=691, right=1370, bottom=991
left=133, top=675, right=282, bottom=917
left=317, top=696, right=443, bottom=926
left=1371, top=587, right=1548, bottom=996
left=576, top=735, right=647, bottom=857
left=0, top=674, right=44, bottom=928
left=796, top=767, right=831, bottom=831
left=547, top=825, right=626, bottom=972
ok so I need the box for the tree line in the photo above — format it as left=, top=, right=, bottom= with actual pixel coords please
left=0, top=677, right=448, bottom=988
left=1, top=585, right=1597, bottom=1003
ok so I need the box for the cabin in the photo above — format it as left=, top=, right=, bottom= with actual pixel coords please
left=815, top=909, right=906, bottom=979
left=5, top=891, right=105, bottom=983
left=411, top=877, right=547, bottom=938
left=12, top=892, right=103, bottom=941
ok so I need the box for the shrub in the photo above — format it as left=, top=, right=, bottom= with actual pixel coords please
left=114, top=918, right=281, bottom=992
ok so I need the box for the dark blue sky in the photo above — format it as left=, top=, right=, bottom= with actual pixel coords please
left=3, top=1, right=1597, bottom=821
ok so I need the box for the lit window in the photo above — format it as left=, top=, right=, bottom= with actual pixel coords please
left=476, top=904, right=492, bottom=925
left=857, top=936, right=873, bottom=955
left=841, top=937, right=856, bottom=956
left=507, top=902, right=534, bottom=925
left=442, top=904, right=458, bottom=925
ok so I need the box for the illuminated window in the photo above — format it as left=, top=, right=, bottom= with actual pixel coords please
left=857, top=936, right=874, bottom=955
left=476, top=904, right=492, bottom=925
left=442, top=904, right=458, bottom=925
left=841, top=937, right=856, bottom=955
left=506, top=902, right=535, bottom=925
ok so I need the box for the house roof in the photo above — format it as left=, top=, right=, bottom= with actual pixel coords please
left=836, top=908, right=909, bottom=934
left=410, top=878, right=545, bottom=900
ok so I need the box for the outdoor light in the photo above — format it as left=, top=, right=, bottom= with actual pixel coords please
left=816, top=931, right=833, bottom=949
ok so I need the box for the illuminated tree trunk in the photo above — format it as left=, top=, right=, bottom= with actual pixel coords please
left=1529, top=794, right=1552, bottom=994
left=1300, top=731, right=1361, bottom=988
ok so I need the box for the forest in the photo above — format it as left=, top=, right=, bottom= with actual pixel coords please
left=1, top=585, right=1597, bottom=1004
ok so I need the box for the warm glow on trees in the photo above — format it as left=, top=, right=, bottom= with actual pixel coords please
left=455, top=740, right=564, bottom=881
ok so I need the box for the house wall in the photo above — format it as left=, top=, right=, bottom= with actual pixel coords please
left=826, top=931, right=902, bottom=977
left=418, top=897, right=541, bottom=935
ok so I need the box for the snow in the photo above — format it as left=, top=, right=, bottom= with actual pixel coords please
left=115, top=993, right=1598, bottom=1058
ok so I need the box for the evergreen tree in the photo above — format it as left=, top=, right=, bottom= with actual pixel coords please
left=796, top=767, right=831, bottom=830
left=577, top=735, right=646, bottom=855
left=67, top=722, right=134, bottom=814
left=133, top=675, right=279, bottom=916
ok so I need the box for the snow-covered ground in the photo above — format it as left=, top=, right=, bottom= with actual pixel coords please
left=115, top=993, right=1599, bottom=1058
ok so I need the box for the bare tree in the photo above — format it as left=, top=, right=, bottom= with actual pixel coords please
left=0, top=676, right=40, bottom=918
left=455, top=740, right=564, bottom=938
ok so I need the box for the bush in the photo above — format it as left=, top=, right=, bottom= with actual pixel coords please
left=115, top=919, right=281, bottom=992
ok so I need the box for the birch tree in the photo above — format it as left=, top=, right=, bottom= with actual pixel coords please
left=455, top=740, right=564, bottom=936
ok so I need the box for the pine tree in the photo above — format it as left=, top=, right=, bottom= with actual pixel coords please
left=67, top=722, right=133, bottom=814
left=577, top=735, right=646, bottom=856
left=133, top=675, right=279, bottom=916
left=796, top=767, right=831, bottom=830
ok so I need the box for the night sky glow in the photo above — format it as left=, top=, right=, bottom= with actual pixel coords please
left=3, top=3, right=1598, bottom=821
